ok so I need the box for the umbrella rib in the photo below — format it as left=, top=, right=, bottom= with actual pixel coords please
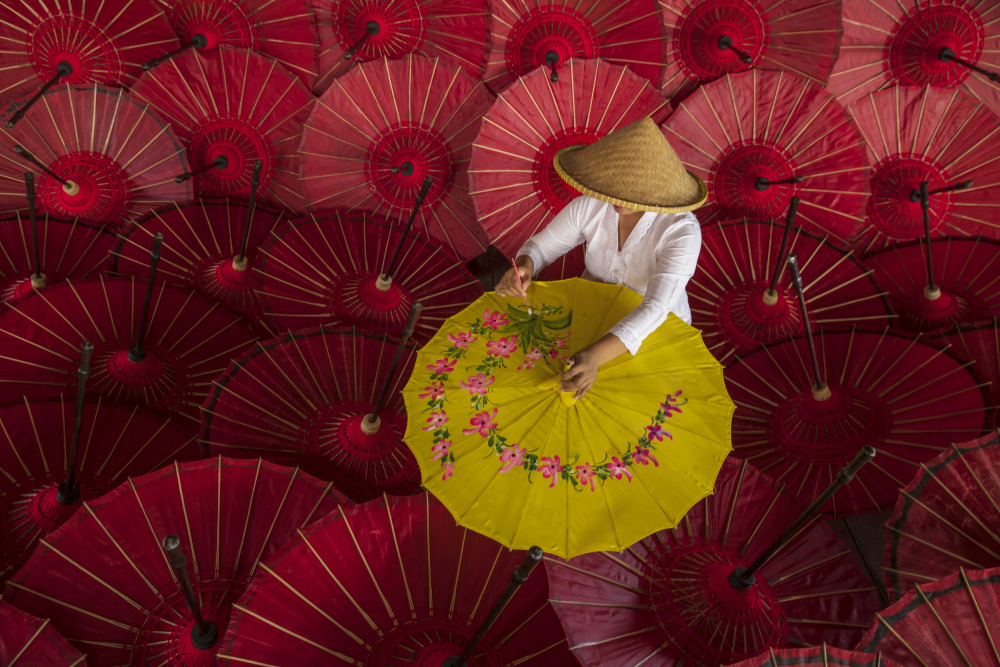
left=916, top=585, right=975, bottom=667
left=298, top=529, right=381, bottom=631
left=570, top=626, right=659, bottom=649
left=338, top=504, right=398, bottom=623
left=229, top=603, right=362, bottom=661
left=5, top=583, right=132, bottom=630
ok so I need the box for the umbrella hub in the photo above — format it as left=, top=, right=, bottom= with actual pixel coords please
left=99, top=347, right=189, bottom=413
left=676, top=0, right=766, bottom=78
left=714, top=142, right=798, bottom=219
left=717, top=283, right=803, bottom=354
left=533, top=128, right=599, bottom=211
left=368, top=123, right=449, bottom=209
left=329, top=271, right=415, bottom=329
left=337, top=2, right=424, bottom=58
left=369, top=617, right=504, bottom=666
left=10, top=481, right=103, bottom=550
left=190, top=116, right=272, bottom=196
left=28, top=12, right=119, bottom=84
left=897, top=288, right=971, bottom=334
left=888, top=3, right=983, bottom=87
left=38, top=152, right=131, bottom=228
left=506, top=5, right=599, bottom=79
left=769, top=385, right=884, bottom=463
left=1, top=274, right=54, bottom=309
left=169, top=0, right=257, bottom=52
left=868, top=156, right=950, bottom=241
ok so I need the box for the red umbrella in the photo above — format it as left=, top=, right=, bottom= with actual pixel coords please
left=0, top=602, right=84, bottom=665
left=257, top=210, right=482, bottom=343
left=309, top=0, right=489, bottom=94
left=481, top=0, right=666, bottom=94
left=0, top=84, right=189, bottom=231
left=723, top=645, right=902, bottom=667
left=827, top=0, right=1000, bottom=115
left=111, top=199, right=288, bottom=337
left=218, top=493, right=573, bottom=665
left=299, top=55, right=495, bottom=262
left=130, top=46, right=315, bottom=213
left=690, top=218, right=890, bottom=363
left=4, top=457, right=349, bottom=665
left=883, top=431, right=1000, bottom=602
left=660, top=0, right=843, bottom=104
left=546, top=458, right=880, bottom=666
left=855, top=566, right=1000, bottom=665
left=662, top=70, right=870, bottom=243
left=849, top=86, right=1000, bottom=255
left=939, top=320, right=1000, bottom=428
left=469, top=59, right=668, bottom=258
left=201, top=325, right=421, bottom=502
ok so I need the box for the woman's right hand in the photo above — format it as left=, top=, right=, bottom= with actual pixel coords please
left=494, top=255, right=534, bottom=298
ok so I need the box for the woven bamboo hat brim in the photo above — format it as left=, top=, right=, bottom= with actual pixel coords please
left=553, top=117, right=707, bottom=213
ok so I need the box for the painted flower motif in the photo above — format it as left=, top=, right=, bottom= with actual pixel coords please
left=459, top=373, right=495, bottom=395
left=527, top=348, right=544, bottom=360
left=662, top=391, right=684, bottom=417
left=448, top=331, right=478, bottom=348
left=462, top=408, right=499, bottom=437
left=419, top=382, right=445, bottom=400
left=646, top=424, right=671, bottom=442
left=428, top=358, right=457, bottom=374
left=634, top=446, right=658, bottom=467
left=423, top=411, right=448, bottom=431
left=442, top=462, right=455, bottom=480
left=539, top=456, right=562, bottom=487
left=486, top=335, right=518, bottom=358
left=431, top=440, right=451, bottom=460
left=483, top=309, right=509, bottom=330
left=608, top=457, right=632, bottom=481
left=499, top=445, right=526, bottom=473
left=517, top=360, right=535, bottom=370
left=553, top=336, right=568, bottom=348
left=576, top=462, right=598, bottom=491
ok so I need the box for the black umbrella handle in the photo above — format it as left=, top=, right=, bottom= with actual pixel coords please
left=344, top=21, right=380, bottom=60
left=141, top=34, right=208, bottom=71
left=129, top=233, right=164, bottom=363
left=162, top=535, right=218, bottom=649
left=718, top=35, right=752, bottom=64
left=234, top=160, right=263, bottom=267
left=363, top=302, right=424, bottom=432
left=56, top=341, right=94, bottom=506
left=5, top=62, right=73, bottom=129
left=380, top=176, right=433, bottom=287
left=545, top=51, right=560, bottom=82
left=764, top=196, right=800, bottom=303
left=13, top=145, right=75, bottom=191
left=175, top=155, right=229, bottom=183
left=24, top=172, right=45, bottom=285
left=787, top=254, right=827, bottom=399
left=939, top=47, right=1000, bottom=83
left=917, top=181, right=939, bottom=299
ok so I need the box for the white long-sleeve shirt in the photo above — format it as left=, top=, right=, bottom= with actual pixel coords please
left=517, top=195, right=701, bottom=355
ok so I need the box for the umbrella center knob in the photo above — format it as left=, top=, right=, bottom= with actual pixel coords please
left=13, top=482, right=101, bottom=550
left=99, top=347, right=190, bottom=414
left=329, top=271, right=415, bottom=331
left=370, top=618, right=501, bottom=666
left=868, top=157, right=950, bottom=244
left=714, top=142, right=797, bottom=220
left=888, top=4, right=983, bottom=86
left=533, top=129, right=599, bottom=211
left=897, top=288, right=970, bottom=334
left=191, top=116, right=272, bottom=197
left=368, top=123, right=449, bottom=210
left=2, top=274, right=52, bottom=309
left=344, top=3, right=425, bottom=55
left=507, top=5, right=599, bottom=78
left=676, top=0, right=766, bottom=79
left=769, top=386, right=884, bottom=464
left=29, top=13, right=119, bottom=84
left=171, top=0, right=257, bottom=51
left=39, top=152, right=132, bottom=229
left=716, top=284, right=803, bottom=354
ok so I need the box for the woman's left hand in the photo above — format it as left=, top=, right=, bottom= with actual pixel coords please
left=559, top=349, right=599, bottom=399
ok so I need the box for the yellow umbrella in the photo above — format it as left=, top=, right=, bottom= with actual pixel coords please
left=402, top=278, right=734, bottom=558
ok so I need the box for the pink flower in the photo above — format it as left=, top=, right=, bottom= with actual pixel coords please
left=576, top=462, right=597, bottom=492
left=661, top=391, right=684, bottom=417
left=486, top=335, right=518, bottom=358
left=428, top=358, right=456, bottom=375
left=517, top=360, right=535, bottom=370
left=462, top=408, right=498, bottom=437
left=527, top=348, right=543, bottom=360
left=448, top=331, right=478, bottom=348
left=442, top=462, right=455, bottom=480
left=459, top=373, right=495, bottom=395
left=418, top=382, right=445, bottom=400
left=499, top=445, right=526, bottom=473
left=634, top=446, right=658, bottom=467
left=646, top=424, right=671, bottom=442
left=431, top=440, right=451, bottom=460
left=539, top=456, right=562, bottom=488
left=548, top=349, right=559, bottom=359
left=483, top=309, right=509, bottom=330
left=422, top=411, right=448, bottom=431
left=553, top=337, right=568, bottom=348
left=608, top=456, right=632, bottom=481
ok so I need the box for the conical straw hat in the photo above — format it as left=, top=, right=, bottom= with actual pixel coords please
left=553, top=117, right=707, bottom=213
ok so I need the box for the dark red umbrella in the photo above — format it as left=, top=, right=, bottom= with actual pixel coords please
left=219, top=493, right=574, bottom=665
left=855, top=567, right=1000, bottom=665
left=849, top=86, right=1000, bottom=255
left=0, top=602, right=84, bottom=665
left=131, top=46, right=315, bottom=213
left=883, top=431, right=1000, bottom=602
left=469, top=59, right=668, bottom=258
left=257, top=210, right=482, bottom=343
left=546, top=458, right=880, bottom=666
left=662, top=70, right=869, bottom=243
left=4, top=457, right=349, bottom=665
left=723, top=645, right=902, bottom=667
left=201, top=325, right=421, bottom=502
left=660, top=0, right=843, bottom=104
left=310, top=0, right=489, bottom=94
left=300, top=55, right=494, bottom=262
left=939, top=320, right=1000, bottom=428
left=827, top=0, right=1000, bottom=115
left=481, top=0, right=666, bottom=94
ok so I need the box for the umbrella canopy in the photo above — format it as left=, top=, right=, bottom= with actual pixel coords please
left=219, top=493, right=574, bottom=665
left=856, top=566, right=1000, bottom=666
left=310, top=0, right=489, bottom=94
left=4, top=457, right=349, bottom=665
left=201, top=325, right=421, bottom=503
left=662, top=70, right=869, bottom=243
left=849, top=86, right=1000, bottom=255
left=0, top=212, right=115, bottom=311
left=0, top=84, right=189, bottom=231
left=481, top=0, right=666, bottom=94
left=110, top=199, right=288, bottom=336
left=660, top=0, right=843, bottom=104
left=690, top=219, right=890, bottom=363
left=0, top=277, right=257, bottom=432
left=256, top=211, right=482, bottom=344
left=131, top=46, right=314, bottom=214
left=883, top=431, right=1000, bottom=602
left=402, top=279, right=734, bottom=558
left=546, top=458, right=880, bottom=666
left=300, top=55, right=494, bottom=262
left=0, top=602, right=84, bottom=666
left=0, top=0, right=177, bottom=101
left=938, top=320, right=1000, bottom=428
left=725, top=328, right=987, bottom=514
left=723, top=645, right=902, bottom=667
left=469, top=58, right=668, bottom=258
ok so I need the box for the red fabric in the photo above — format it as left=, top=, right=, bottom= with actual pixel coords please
left=828, top=0, right=1000, bottom=116
left=883, top=432, right=1000, bottom=601
left=111, top=199, right=287, bottom=337
left=469, top=60, right=669, bottom=258
left=849, top=86, right=1000, bottom=255
left=660, top=0, right=842, bottom=105
left=723, top=644, right=902, bottom=667
left=310, top=0, right=489, bottom=94
left=481, top=0, right=665, bottom=94
left=4, top=457, right=348, bottom=666
left=0, top=277, right=256, bottom=433
left=691, top=220, right=890, bottom=363
left=0, top=0, right=178, bottom=100
left=299, top=55, right=494, bottom=262
left=726, top=330, right=987, bottom=514
left=937, top=322, right=1000, bottom=428
left=856, top=566, right=1000, bottom=665
left=130, top=47, right=314, bottom=214
left=546, top=458, right=880, bottom=666
left=219, top=493, right=575, bottom=665
left=0, top=602, right=83, bottom=665
left=537, top=244, right=586, bottom=281
left=662, top=70, right=869, bottom=243
left=257, top=211, right=482, bottom=343
left=201, top=326, right=421, bottom=502
left=0, top=212, right=115, bottom=312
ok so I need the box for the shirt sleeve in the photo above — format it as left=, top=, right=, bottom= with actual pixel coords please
left=516, top=196, right=590, bottom=275
left=608, top=216, right=702, bottom=355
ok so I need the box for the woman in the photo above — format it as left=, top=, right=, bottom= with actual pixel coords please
left=494, top=116, right=706, bottom=399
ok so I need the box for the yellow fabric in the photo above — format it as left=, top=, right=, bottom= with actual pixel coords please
left=403, top=279, right=734, bottom=558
